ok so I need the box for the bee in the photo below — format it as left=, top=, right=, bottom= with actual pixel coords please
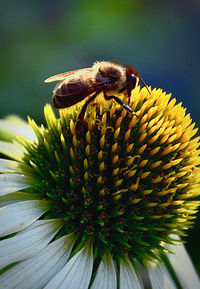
left=44, top=61, right=150, bottom=122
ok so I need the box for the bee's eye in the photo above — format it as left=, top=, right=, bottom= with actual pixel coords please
left=131, top=74, right=137, bottom=87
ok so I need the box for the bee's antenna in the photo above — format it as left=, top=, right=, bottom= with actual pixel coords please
left=139, top=78, right=151, bottom=95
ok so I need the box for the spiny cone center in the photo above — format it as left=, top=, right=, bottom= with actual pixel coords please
left=23, top=88, right=200, bottom=261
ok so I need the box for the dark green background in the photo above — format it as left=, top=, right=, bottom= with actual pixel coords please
left=0, top=0, right=199, bottom=274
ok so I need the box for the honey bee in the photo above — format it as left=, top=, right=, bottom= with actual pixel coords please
left=44, top=61, right=150, bottom=122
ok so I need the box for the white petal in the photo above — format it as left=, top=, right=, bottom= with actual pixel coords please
left=0, top=140, right=24, bottom=161
left=0, top=234, right=75, bottom=289
left=44, top=242, right=93, bottom=289
left=148, top=262, right=177, bottom=289
left=120, top=257, right=144, bottom=289
left=167, top=235, right=200, bottom=289
left=0, top=219, right=62, bottom=270
left=0, top=174, right=33, bottom=196
left=0, top=158, right=34, bottom=175
left=0, top=200, right=50, bottom=237
left=0, top=192, right=40, bottom=207
left=0, top=117, right=36, bottom=142
left=90, top=251, right=117, bottom=289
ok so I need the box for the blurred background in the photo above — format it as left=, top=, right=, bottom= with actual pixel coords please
left=0, top=0, right=199, bottom=273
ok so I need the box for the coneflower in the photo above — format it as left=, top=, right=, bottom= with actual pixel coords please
left=0, top=87, right=199, bottom=289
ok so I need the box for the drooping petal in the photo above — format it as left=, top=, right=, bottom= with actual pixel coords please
left=167, top=235, right=200, bottom=289
left=0, top=158, right=34, bottom=175
left=0, top=219, right=62, bottom=270
left=0, top=140, right=24, bottom=161
left=44, top=242, right=93, bottom=289
left=0, top=200, right=50, bottom=237
left=120, top=257, right=144, bottom=289
left=0, top=173, right=34, bottom=196
left=0, top=116, right=36, bottom=142
left=0, top=191, right=41, bottom=207
left=90, top=251, right=117, bottom=289
left=148, top=262, right=177, bottom=289
left=0, top=234, right=75, bottom=289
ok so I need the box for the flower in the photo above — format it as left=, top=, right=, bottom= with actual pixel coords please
left=0, top=87, right=200, bottom=288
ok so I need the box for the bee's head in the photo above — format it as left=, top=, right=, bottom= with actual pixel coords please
left=131, top=74, right=151, bottom=95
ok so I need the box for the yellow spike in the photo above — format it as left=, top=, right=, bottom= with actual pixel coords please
left=131, top=198, right=142, bottom=204
left=138, top=144, right=147, bottom=154
left=149, top=147, right=161, bottom=156
left=112, top=167, right=120, bottom=176
left=139, top=159, right=148, bottom=167
left=162, top=214, right=173, bottom=219
left=148, top=126, right=157, bottom=135
left=100, top=135, right=105, bottom=148
left=110, top=101, right=116, bottom=118
left=138, top=133, right=147, bottom=143
left=60, top=133, right=66, bottom=149
left=147, top=203, right=158, bottom=207
left=84, top=172, right=88, bottom=181
left=158, top=203, right=171, bottom=208
left=99, top=162, right=105, bottom=172
left=114, top=128, right=120, bottom=140
left=70, top=120, right=75, bottom=135
left=69, top=166, right=74, bottom=174
left=101, top=126, right=107, bottom=136
left=139, top=122, right=148, bottom=133
left=124, top=129, right=131, bottom=141
left=126, top=169, right=137, bottom=178
left=171, top=200, right=184, bottom=206
left=86, top=131, right=91, bottom=144
left=85, top=145, right=90, bottom=156
left=163, top=126, right=176, bottom=136
left=147, top=106, right=158, bottom=119
left=128, top=116, right=137, bottom=130
left=115, top=179, right=123, bottom=187
left=121, top=108, right=127, bottom=118
left=163, top=176, right=176, bottom=185
left=150, top=216, right=162, bottom=219
left=149, top=134, right=159, bottom=145
left=152, top=176, right=163, bottom=184
left=73, top=135, right=77, bottom=147
left=111, top=143, right=118, bottom=154
left=160, top=134, right=169, bottom=144
left=102, top=112, right=107, bottom=125
left=126, top=143, right=134, bottom=153
left=54, top=151, right=60, bottom=163
left=44, top=139, right=51, bottom=153
left=151, top=161, right=162, bottom=169
left=140, top=171, right=151, bottom=179
left=84, top=159, right=88, bottom=169
left=140, top=114, right=148, bottom=125
left=116, top=116, right=123, bottom=129
left=97, top=176, right=102, bottom=184
left=161, top=146, right=172, bottom=156
left=170, top=143, right=180, bottom=152
left=143, top=190, right=153, bottom=195
left=87, top=118, right=94, bottom=131
left=126, top=156, right=135, bottom=167
left=70, top=148, right=74, bottom=159
left=99, top=189, right=106, bottom=195
left=112, top=155, right=119, bottom=165
left=129, top=177, right=140, bottom=191
left=98, top=151, right=103, bottom=160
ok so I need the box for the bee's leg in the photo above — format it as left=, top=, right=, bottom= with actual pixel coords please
left=77, top=91, right=99, bottom=122
left=76, top=91, right=99, bottom=134
left=104, top=93, right=138, bottom=116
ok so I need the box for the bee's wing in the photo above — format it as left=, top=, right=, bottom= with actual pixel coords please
left=44, top=67, right=93, bottom=83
